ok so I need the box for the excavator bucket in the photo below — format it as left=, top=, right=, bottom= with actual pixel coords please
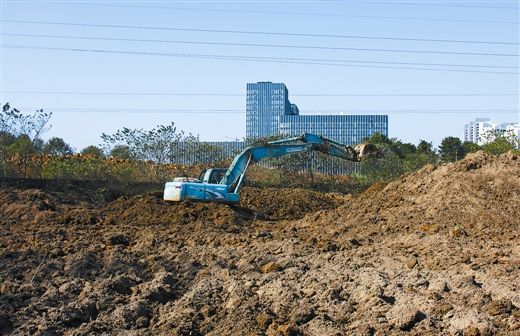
left=355, top=143, right=382, bottom=160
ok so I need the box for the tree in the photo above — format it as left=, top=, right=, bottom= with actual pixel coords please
left=81, top=145, right=105, bottom=158
left=391, top=141, right=416, bottom=159
left=362, top=132, right=393, bottom=146
left=417, top=140, right=434, bottom=155
left=1, top=103, right=21, bottom=134
left=360, top=150, right=405, bottom=182
left=0, top=131, right=16, bottom=147
left=438, top=136, right=464, bottom=162
left=1, top=103, right=52, bottom=177
left=359, top=133, right=435, bottom=181
left=43, top=137, right=73, bottom=156
left=482, top=138, right=515, bottom=155
left=102, top=123, right=197, bottom=180
left=109, top=145, right=133, bottom=160
left=415, top=139, right=437, bottom=164
left=462, top=141, right=480, bottom=155
left=481, top=129, right=518, bottom=154
left=5, top=134, right=40, bottom=177
left=101, top=122, right=191, bottom=164
left=362, top=133, right=417, bottom=159
left=1, top=103, right=52, bottom=144
left=7, top=134, right=37, bottom=155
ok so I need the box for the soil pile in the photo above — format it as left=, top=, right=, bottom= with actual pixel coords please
left=1, top=151, right=519, bottom=335
left=299, top=150, right=520, bottom=240
left=348, top=150, right=519, bottom=238
left=240, top=187, right=345, bottom=220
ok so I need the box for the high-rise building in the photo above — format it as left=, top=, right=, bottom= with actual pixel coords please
left=173, top=82, right=389, bottom=174
left=280, top=115, right=388, bottom=146
left=246, top=82, right=388, bottom=145
left=246, top=82, right=297, bottom=139
left=504, top=123, right=520, bottom=141
left=464, top=118, right=520, bottom=145
left=464, top=118, right=491, bottom=144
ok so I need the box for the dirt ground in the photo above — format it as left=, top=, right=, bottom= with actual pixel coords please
left=1, top=151, right=519, bottom=335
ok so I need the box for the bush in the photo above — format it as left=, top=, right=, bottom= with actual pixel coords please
left=81, top=145, right=105, bottom=158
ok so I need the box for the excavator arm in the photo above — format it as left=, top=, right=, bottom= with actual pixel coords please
left=164, top=133, right=380, bottom=203
left=220, top=133, right=376, bottom=193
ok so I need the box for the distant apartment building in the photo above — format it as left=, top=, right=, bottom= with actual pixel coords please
left=464, top=118, right=492, bottom=144
left=504, top=123, right=520, bottom=140
left=464, top=118, right=520, bottom=145
left=246, top=82, right=388, bottom=145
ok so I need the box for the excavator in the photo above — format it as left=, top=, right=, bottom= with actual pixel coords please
left=163, top=133, right=380, bottom=204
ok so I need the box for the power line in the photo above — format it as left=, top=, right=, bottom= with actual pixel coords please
left=295, top=93, right=520, bottom=97
left=0, top=0, right=328, bottom=2
left=3, top=90, right=519, bottom=97
left=3, top=19, right=518, bottom=46
left=55, top=3, right=520, bottom=24
left=14, top=107, right=519, bottom=114
left=5, top=33, right=520, bottom=60
left=3, top=0, right=517, bottom=9
left=362, top=1, right=519, bottom=10
left=4, top=44, right=518, bottom=75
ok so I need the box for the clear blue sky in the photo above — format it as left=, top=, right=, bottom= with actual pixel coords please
left=1, top=0, right=518, bottom=150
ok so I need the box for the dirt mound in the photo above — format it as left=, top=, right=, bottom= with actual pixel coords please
left=103, top=193, right=243, bottom=227
left=1, top=151, right=519, bottom=335
left=285, top=151, right=519, bottom=334
left=0, top=185, right=337, bottom=228
left=240, top=187, right=345, bottom=220
left=302, top=150, right=519, bottom=240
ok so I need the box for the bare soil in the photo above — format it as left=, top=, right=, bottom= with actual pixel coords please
left=1, top=151, right=519, bottom=335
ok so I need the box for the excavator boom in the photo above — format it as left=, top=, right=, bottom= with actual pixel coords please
left=221, top=133, right=373, bottom=193
left=164, top=133, right=379, bottom=203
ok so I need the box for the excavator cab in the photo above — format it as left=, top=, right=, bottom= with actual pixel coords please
left=198, top=168, right=228, bottom=184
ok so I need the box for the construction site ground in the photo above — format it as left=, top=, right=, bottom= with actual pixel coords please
left=1, top=151, right=519, bottom=335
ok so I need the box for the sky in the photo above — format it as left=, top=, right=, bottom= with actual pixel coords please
left=0, top=0, right=519, bottom=151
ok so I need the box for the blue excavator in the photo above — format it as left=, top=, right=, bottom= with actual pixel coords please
left=163, top=133, right=379, bottom=204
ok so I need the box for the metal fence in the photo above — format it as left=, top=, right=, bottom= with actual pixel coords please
left=170, top=141, right=359, bottom=175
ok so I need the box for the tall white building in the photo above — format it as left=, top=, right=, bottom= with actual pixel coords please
left=504, top=123, right=520, bottom=141
left=464, top=118, right=490, bottom=144
left=464, top=118, right=520, bottom=145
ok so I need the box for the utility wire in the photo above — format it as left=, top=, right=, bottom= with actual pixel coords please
left=3, top=19, right=518, bottom=46
left=56, top=3, right=520, bottom=24
left=0, top=0, right=340, bottom=2
left=3, top=90, right=518, bottom=97
left=5, top=33, right=520, bottom=60
left=14, top=107, right=519, bottom=114
left=361, top=1, right=519, bottom=10
left=3, top=44, right=518, bottom=75
left=3, top=0, right=517, bottom=10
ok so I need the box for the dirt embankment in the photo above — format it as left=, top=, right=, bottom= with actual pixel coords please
left=0, top=151, right=519, bottom=335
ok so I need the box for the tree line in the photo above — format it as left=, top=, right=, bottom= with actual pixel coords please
left=0, top=103, right=227, bottom=180
left=358, top=131, right=519, bottom=183
left=1, top=102, right=518, bottom=184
